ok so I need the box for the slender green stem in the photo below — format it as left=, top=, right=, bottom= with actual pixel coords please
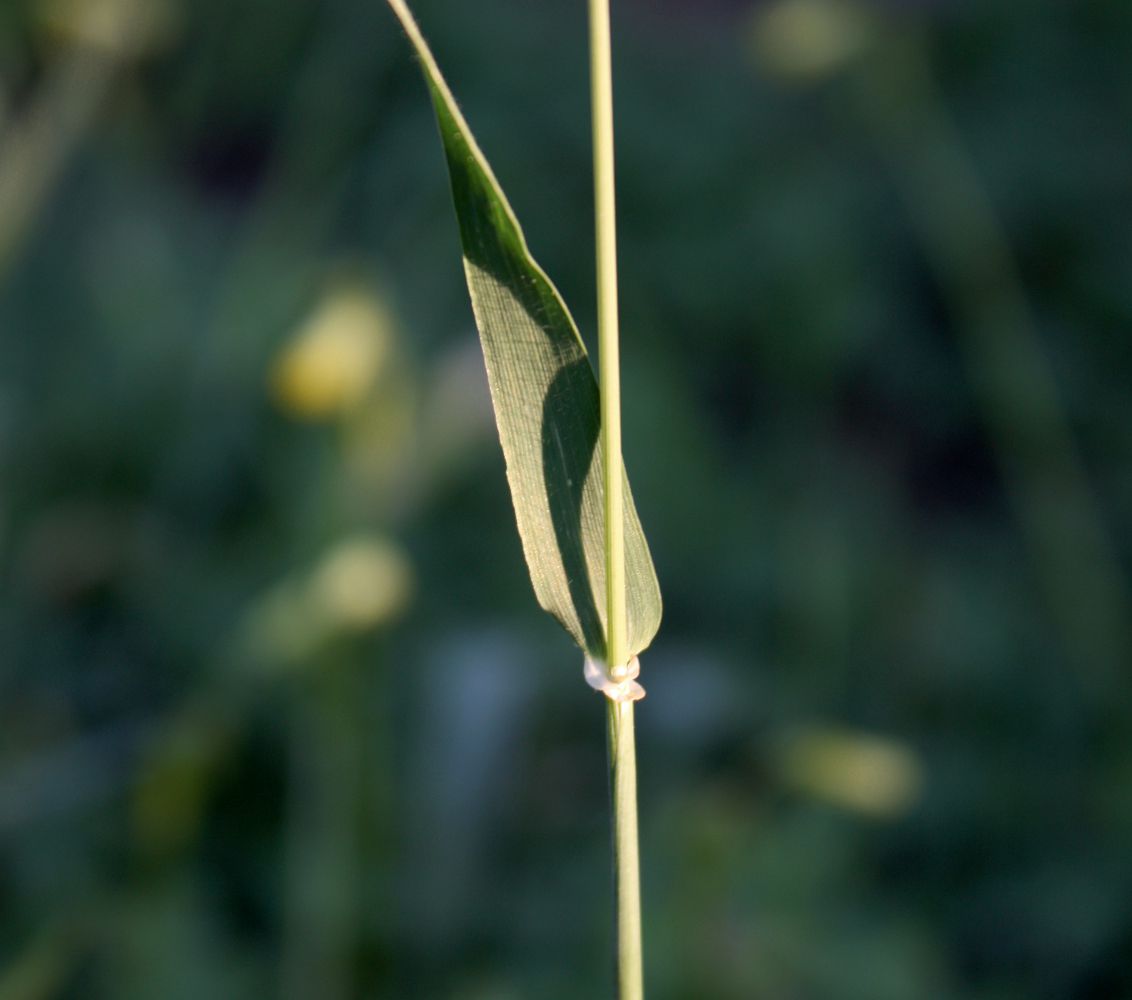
left=607, top=698, right=643, bottom=1000
left=589, top=0, right=626, bottom=673
left=589, top=1, right=642, bottom=997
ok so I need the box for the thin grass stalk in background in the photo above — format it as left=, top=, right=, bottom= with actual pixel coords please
left=854, top=33, right=1132, bottom=689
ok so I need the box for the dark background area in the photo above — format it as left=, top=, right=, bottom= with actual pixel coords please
left=2, top=0, right=1131, bottom=997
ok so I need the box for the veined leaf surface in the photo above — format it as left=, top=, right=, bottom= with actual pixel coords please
left=387, top=0, right=661, bottom=662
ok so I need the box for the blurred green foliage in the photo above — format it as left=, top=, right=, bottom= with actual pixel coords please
left=1, top=0, right=1131, bottom=997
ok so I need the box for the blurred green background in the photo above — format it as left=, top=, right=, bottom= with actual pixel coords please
left=2, top=0, right=1131, bottom=997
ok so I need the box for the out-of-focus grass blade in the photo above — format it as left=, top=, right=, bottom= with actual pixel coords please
left=386, top=0, right=661, bottom=662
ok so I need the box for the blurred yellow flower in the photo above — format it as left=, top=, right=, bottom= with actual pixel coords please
left=777, top=726, right=922, bottom=818
left=37, top=0, right=179, bottom=56
left=240, top=534, right=414, bottom=667
left=271, top=285, right=392, bottom=420
left=748, top=0, right=872, bottom=83
left=309, top=536, right=413, bottom=630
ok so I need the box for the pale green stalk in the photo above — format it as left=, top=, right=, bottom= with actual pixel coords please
left=590, top=0, right=626, bottom=668
left=588, top=0, right=642, bottom=997
left=606, top=697, right=642, bottom=1000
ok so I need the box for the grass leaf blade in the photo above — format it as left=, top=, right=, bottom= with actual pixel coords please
left=386, top=0, right=661, bottom=662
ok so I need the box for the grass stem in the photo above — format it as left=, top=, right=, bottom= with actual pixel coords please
left=589, top=1, right=642, bottom=997
left=589, top=0, right=626, bottom=674
left=607, top=698, right=643, bottom=1000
